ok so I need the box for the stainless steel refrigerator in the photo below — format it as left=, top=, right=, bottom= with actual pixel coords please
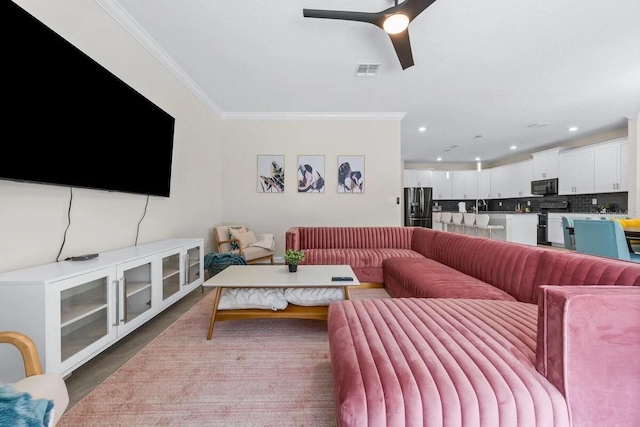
left=404, top=187, right=433, bottom=228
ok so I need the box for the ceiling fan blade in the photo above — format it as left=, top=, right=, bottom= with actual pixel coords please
left=303, top=9, right=384, bottom=28
left=389, top=30, right=414, bottom=70
left=399, top=0, right=439, bottom=21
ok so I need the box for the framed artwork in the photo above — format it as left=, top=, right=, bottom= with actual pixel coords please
left=297, top=155, right=325, bottom=193
left=257, top=155, right=285, bottom=193
left=337, top=155, right=365, bottom=193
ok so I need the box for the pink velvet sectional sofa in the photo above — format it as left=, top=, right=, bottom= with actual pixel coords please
left=285, top=226, right=640, bottom=427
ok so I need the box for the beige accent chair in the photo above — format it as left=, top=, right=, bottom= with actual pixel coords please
left=213, top=225, right=275, bottom=264
left=0, top=331, right=69, bottom=426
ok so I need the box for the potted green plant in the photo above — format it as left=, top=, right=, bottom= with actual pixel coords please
left=284, top=249, right=305, bottom=272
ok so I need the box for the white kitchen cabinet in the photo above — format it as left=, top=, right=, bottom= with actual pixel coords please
left=547, top=215, right=565, bottom=245
left=404, top=170, right=431, bottom=188
left=430, top=171, right=452, bottom=199
left=558, top=147, right=595, bottom=195
left=452, top=170, right=479, bottom=199
left=594, top=138, right=628, bottom=193
left=532, top=148, right=564, bottom=180
left=509, top=160, right=533, bottom=198
left=477, top=169, right=491, bottom=199
left=0, top=238, right=204, bottom=383
left=490, top=166, right=511, bottom=198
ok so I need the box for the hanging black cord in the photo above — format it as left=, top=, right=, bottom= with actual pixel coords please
left=135, top=195, right=149, bottom=246
left=56, top=188, right=73, bottom=262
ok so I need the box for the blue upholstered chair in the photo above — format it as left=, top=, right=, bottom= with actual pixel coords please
left=573, top=219, right=640, bottom=263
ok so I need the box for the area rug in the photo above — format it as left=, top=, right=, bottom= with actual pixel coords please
left=58, top=288, right=389, bottom=426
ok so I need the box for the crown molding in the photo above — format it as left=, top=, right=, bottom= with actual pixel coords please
left=219, top=112, right=406, bottom=120
left=95, top=1, right=406, bottom=123
left=94, top=0, right=222, bottom=115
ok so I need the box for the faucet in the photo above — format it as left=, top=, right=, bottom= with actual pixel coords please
left=475, top=199, right=487, bottom=213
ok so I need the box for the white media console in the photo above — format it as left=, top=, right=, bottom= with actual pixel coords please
left=0, top=238, right=204, bottom=382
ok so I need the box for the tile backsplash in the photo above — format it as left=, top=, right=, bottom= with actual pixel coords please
left=432, top=192, right=629, bottom=214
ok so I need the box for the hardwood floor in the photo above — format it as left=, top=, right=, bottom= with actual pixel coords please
left=64, top=286, right=214, bottom=409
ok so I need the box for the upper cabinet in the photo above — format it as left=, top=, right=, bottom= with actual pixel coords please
left=509, top=160, right=533, bottom=198
left=594, top=138, right=628, bottom=193
left=532, top=148, right=564, bottom=180
left=431, top=171, right=452, bottom=200
left=477, top=169, right=491, bottom=199
left=490, top=165, right=511, bottom=198
left=558, top=146, right=595, bottom=195
left=452, top=170, right=479, bottom=199
left=404, top=170, right=431, bottom=188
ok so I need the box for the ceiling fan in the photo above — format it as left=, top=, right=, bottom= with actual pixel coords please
left=303, top=0, right=438, bottom=70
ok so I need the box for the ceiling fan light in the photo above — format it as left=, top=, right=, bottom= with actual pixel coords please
left=383, top=14, right=410, bottom=34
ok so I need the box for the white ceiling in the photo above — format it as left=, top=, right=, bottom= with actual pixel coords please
left=107, top=0, right=640, bottom=164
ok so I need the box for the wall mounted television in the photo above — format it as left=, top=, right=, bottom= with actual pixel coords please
left=2, top=1, right=175, bottom=197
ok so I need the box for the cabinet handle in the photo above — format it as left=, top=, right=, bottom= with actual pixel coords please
left=121, top=277, right=127, bottom=323
left=183, top=254, right=189, bottom=286
left=616, top=183, right=620, bottom=189
left=613, top=183, right=616, bottom=190
left=112, top=280, right=120, bottom=326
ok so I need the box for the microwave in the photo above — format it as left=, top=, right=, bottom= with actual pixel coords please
left=531, top=178, right=558, bottom=195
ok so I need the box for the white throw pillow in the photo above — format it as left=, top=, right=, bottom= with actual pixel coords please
left=234, top=230, right=257, bottom=249
left=218, top=288, right=288, bottom=311
left=284, top=287, right=345, bottom=306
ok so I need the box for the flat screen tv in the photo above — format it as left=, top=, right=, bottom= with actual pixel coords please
left=3, top=1, right=175, bottom=197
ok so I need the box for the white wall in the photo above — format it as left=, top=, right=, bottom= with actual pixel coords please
left=629, top=114, right=640, bottom=217
left=219, top=119, right=403, bottom=256
left=0, top=0, right=222, bottom=273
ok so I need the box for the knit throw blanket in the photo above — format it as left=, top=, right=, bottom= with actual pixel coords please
left=0, top=383, right=54, bottom=427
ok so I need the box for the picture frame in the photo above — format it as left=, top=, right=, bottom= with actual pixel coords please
left=337, top=155, right=365, bottom=193
left=297, top=155, right=325, bottom=193
left=257, top=155, right=285, bottom=193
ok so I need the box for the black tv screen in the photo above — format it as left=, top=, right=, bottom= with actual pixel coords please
left=3, top=1, right=175, bottom=197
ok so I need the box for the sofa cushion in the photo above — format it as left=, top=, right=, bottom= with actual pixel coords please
left=428, top=232, right=545, bottom=303
left=383, top=257, right=516, bottom=300
left=532, top=249, right=640, bottom=303
left=303, top=248, right=424, bottom=283
left=328, top=298, right=570, bottom=427
left=296, top=227, right=414, bottom=250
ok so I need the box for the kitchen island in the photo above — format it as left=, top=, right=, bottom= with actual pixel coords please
left=483, top=212, right=538, bottom=246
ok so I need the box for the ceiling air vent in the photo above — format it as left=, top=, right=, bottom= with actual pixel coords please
left=355, top=64, right=379, bottom=77
left=527, top=121, right=556, bottom=128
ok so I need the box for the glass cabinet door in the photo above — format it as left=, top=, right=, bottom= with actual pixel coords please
left=60, top=277, right=109, bottom=362
left=186, top=245, right=202, bottom=287
left=122, top=262, right=152, bottom=324
left=162, top=253, right=181, bottom=301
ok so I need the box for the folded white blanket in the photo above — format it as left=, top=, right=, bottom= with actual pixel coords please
left=284, top=287, right=345, bottom=306
left=218, top=288, right=288, bottom=311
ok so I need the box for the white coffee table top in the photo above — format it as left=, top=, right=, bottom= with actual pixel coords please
left=203, top=265, right=359, bottom=288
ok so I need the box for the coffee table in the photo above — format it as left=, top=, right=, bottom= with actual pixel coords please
left=202, top=265, right=360, bottom=339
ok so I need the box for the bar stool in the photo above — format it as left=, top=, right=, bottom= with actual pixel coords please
left=451, top=213, right=464, bottom=234
left=475, top=214, right=504, bottom=239
left=432, top=212, right=443, bottom=231
left=440, top=212, right=452, bottom=232
left=463, top=213, right=477, bottom=235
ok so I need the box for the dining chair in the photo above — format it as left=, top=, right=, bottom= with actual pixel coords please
left=561, top=216, right=577, bottom=250
left=573, top=219, right=640, bottom=262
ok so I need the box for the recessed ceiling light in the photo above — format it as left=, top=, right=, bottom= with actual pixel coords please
left=436, top=157, right=442, bottom=161
left=475, top=157, right=480, bottom=161
left=568, top=126, right=578, bottom=132
left=510, top=145, right=517, bottom=150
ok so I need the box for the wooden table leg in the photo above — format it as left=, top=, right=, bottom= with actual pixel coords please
left=343, top=286, right=350, bottom=300
left=207, top=287, right=223, bottom=340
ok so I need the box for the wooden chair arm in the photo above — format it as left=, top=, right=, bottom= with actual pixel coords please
left=0, top=331, right=43, bottom=377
